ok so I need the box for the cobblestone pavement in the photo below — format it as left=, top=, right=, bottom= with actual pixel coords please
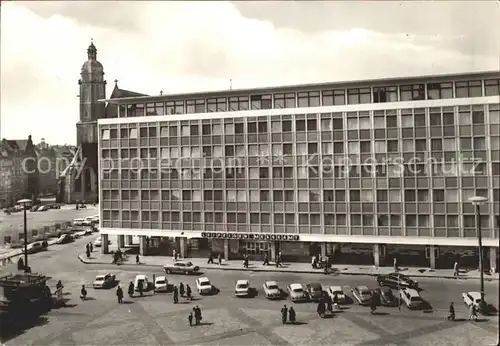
left=1, top=238, right=498, bottom=346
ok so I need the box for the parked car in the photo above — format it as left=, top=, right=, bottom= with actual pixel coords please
left=351, top=286, right=373, bottom=305
left=134, top=275, right=151, bottom=292
left=163, top=261, right=200, bottom=275
left=93, top=237, right=102, bottom=247
left=195, top=277, right=213, bottom=295
left=263, top=281, right=281, bottom=300
left=377, top=273, right=418, bottom=289
left=399, top=288, right=424, bottom=309
left=154, top=276, right=169, bottom=293
left=462, top=291, right=485, bottom=309
left=56, top=234, right=73, bottom=244
left=73, top=218, right=85, bottom=226
left=374, top=287, right=399, bottom=306
left=235, top=279, right=251, bottom=297
left=75, top=229, right=93, bottom=237
left=22, top=242, right=45, bottom=254
left=37, top=205, right=48, bottom=212
left=327, top=286, right=347, bottom=304
left=305, top=283, right=324, bottom=301
left=93, top=273, right=116, bottom=289
left=287, top=283, right=307, bottom=302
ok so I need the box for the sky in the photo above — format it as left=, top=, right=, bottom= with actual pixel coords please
left=1, top=1, right=499, bottom=145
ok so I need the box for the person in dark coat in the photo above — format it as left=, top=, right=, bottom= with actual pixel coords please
left=138, top=280, right=144, bottom=297
left=317, top=301, right=326, bottom=317
left=116, top=286, right=124, bottom=303
left=80, top=285, right=87, bottom=300
left=194, top=306, right=202, bottom=325
left=188, top=312, right=193, bottom=326
left=218, top=253, right=222, bottom=265
left=128, top=282, right=134, bottom=297
left=448, top=302, right=455, bottom=320
left=263, top=253, right=269, bottom=266
left=186, top=284, right=192, bottom=300
left=56, top=280, right=63, bottom=290
left=173, top=286, right=179, bottom=304
left=86, top=247, right=91, bottom=258
left=288, top=306, right=296, bottom=324
left=17, top=257, right=24, bottom=271
left=89, top=242, right=93, bottom=252
left=326, top=295, right=333, bottom=312
left=370, top=294, right=378, bottom=314
left=281, top=305, right=288, bottom=324
left=136, top=254, right=140, bottom=264
left=207, top=254, right=214, bottom=264
left=179, top=282, right=185, bottom=297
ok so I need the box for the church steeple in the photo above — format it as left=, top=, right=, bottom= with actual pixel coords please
left=87, top=40, right=97, bottom=60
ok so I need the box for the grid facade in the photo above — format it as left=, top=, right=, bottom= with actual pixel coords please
left=99, top=100, right=500, bottom=243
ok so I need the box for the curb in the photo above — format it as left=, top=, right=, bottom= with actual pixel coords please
left=77, top=256, right=499, bottom=281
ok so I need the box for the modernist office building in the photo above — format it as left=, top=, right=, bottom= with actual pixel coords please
left=97, top=71, right=500, bottom=270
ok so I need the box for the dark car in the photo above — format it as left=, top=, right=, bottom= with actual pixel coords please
left=374, top=287, right=399, bottom=307
left=305, top=283, right=324, bottom=301
left=377, top=273, right=418, bottom=289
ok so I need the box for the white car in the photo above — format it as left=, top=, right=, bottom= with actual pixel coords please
left=235, top=279, right=251, bottom=297
left=287, top=283, right=307, bottom=302
left=134, top=275, right=150, bottom=292
left=327, top=286, right=347, bottom=304
left=154, top=276, right=168, bottom=293
left=263, top=281, right=281, bottom=300
left=93, top=237, right=102, bottom=247
left=399, top=288, right=424, bottom=309
left=462, top=291, right=484, bottom=309
left=195, top=277, right=213, bottom=295
left=73, top=218, right=85, bottom=226
left=93, top=273, right=116, bottom=289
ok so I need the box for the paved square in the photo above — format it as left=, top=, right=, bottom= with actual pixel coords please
left=402, top=323, right=499, bottom=346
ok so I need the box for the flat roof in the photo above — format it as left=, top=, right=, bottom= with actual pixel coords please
left=99, top=70, right=500, bottom=104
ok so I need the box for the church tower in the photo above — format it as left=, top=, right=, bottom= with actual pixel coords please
left=77, top=41, right=106, bottom=144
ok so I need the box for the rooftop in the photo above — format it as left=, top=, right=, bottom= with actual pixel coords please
left=100, top=70, right=500, bottom=104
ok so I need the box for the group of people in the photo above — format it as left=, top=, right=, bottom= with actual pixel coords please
left=317, top=294, right=341, bottom=317
left=280, top=305, right=297, bottom=324
left=447, top=302, right=479, bottom=321
left=263, top=252, right=284, bottom=267
left=188, top=306, right=203, bottom=326
left=207, top=253, right=222, bottom=265
left=173, top=282, right=192, bottom=303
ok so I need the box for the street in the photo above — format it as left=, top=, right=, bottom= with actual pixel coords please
left=1, top=236, right=499, bottom=346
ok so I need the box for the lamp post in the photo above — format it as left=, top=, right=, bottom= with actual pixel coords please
left=17, top=198, right=31, bottom=272
left=468, top=196, right=488, bottom=314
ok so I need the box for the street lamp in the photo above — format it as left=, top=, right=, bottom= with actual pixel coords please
left=17, top=198, right=31, bottom=272
left=468, top=195, right=488, bottom=314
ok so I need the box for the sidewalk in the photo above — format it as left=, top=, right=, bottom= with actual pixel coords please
left=78, top=251, right=499, bottom=281
left=0, top=238, right=59, bottom=266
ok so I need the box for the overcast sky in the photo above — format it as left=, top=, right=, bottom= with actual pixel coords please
left=1, top=1, right=499, bottom=145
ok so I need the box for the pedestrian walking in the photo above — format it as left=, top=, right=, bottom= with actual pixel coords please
left=90, top=242, right=93, bottom=252
left=454, top=261, right=459, bottom=277
left=179, top=282, right=185, bottom=297
left=288, top=306, right=296, bottom=324
left=186, top=284, right=192, bottom=300
left=136, top=254, right=140, bottom=264
left=116, top=286, right=124, bottom=303
left=128, top=281, right=134, bottom=298
left=173, top=286, right=179, bottom=304
left=218, top=253, right=222, bottom=265
left=56, top=280, right=64, bottom=290
left=263, top=253, right=269, bottom=266
left=469, top=304, right=477, bottom=321
left=281, top=305, right=288, bottom=324
left=172, top=249, right=176, bottom=261
left=80, top=285, right=87, bottom=300
left=326, top=295, right=333, bottom=312
left=207, top=254, right=214, bottom=264
left=138, top=280, right=144, bottom=297
left=86, top=247, right=91, bottom=258
left=188, top=312, right=193, bottom=326
left=393, top=257, right=398, bottom=271
left=194, top=306, right=202, bottom=325
left=448, top=302, right=455, bottom=321
left=86, top=243, right=90, bottom=252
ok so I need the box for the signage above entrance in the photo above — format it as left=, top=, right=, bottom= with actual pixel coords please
left=201, top=232, right=300, bottom=241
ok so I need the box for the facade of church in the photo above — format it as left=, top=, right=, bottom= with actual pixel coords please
left=58, top=42, right=146, bottom=203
